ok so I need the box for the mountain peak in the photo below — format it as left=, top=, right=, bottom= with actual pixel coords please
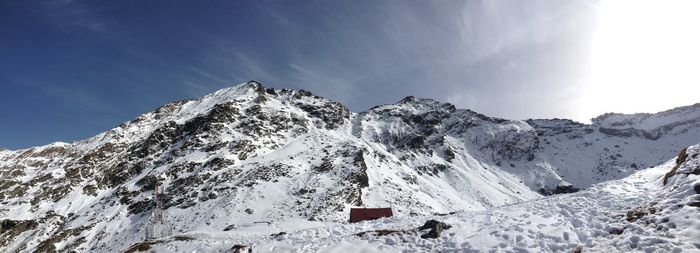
left=2, top=82, right=700, bottom=252
left=243, top=80, right=265, bottom=91
left=209, top=80, right=264, bottom=97
left=398, top=95, right=417, bottom=103
left=369, top=96, right=456, bottom=116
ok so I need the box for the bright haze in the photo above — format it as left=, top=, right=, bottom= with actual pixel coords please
left=0, top=0, right=698, bottom=149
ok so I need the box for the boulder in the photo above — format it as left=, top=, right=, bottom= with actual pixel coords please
left=418, top=219, right=451, bottom=239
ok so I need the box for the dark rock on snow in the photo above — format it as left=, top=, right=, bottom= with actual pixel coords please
left=418, top=219, right=452, bottom=239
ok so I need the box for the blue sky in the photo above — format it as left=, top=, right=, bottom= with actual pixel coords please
left=1, top=0, right=602, bottom=149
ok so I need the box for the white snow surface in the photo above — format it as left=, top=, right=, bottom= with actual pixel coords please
left=138, top=145, right=700, bottom=252
left=1, top=82, right=699, bottom=252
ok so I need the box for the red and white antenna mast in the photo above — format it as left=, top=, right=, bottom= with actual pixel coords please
left=153, top=179, right=164, bottom=223
left=146, top=175, right=171, bottom=240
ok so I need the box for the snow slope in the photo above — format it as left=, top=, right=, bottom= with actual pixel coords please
left=529, top=103, right=700, bottom=189
left=141, top=144, right=700, bottom=252
left=1, top=81, right=699, bottom=252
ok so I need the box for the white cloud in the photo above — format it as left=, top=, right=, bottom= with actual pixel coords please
left=192, top=0, right=602, bottom=120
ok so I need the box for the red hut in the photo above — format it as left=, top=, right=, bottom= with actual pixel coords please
left=349, top=208, right=393, bottom=223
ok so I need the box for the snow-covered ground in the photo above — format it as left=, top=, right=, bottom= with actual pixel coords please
left=143, top=145, right=700, bottom=252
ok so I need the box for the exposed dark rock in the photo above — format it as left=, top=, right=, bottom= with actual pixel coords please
left=626, top=206, right=656, bottom=222
left=254, top=93, right=268, bottom=103
left=231, top=244, right=252, bottom=253
left=418, top=219, right=451, bottom=239
left=444, top=147, right=456, bottom=162
left=554, top=184, right=579, bottom=194
left=407, top=135, right=426, bottom=149
left=79, top=143, right=120, bottom=165
left=35, top=223, right=94, bottom=253
left=82, top=184, right=98, bottom=196
left=125, top=241, right=155, bottom=253
left=238, top=163, right=291, bottom=187
left=599, top=127, right=661, bottom=140
left=296, top=101, right=350, bottom=129
left=233, top=140, right=256, bottom=160
left=30, top=183, right=73, bottom=206
left=353, top=152, right=370, bottom=188
left=265, top=88, right=277, bottom=96
left=118, top=187, right=140, bottom=205
left=173, top=235, right=195, bottom=241
left=208, top=102, right=240, bottom=123
left=165, top=174, right=209, bottom=208
left=399, top=96, right=416, bottom=103
left=691, top=165, right=700, bottom=175
left=538, top=184, right=579, bottom=195
left=205, top=141, right=229, bottom=153
left=315, top=160, right=334, bottom=172
left=297, top=188, right=316, bottom=195
left=416, top=164, right=448, bottom=176
left=135, top=175, right=157, bottom=191
left=137, top=121, right=181, bottom=158
left=663, top=147, right=689, bottom=185
left=608, top=227, right=624, bottom=235
left=1, top=219, right=38, bottom=237
left=204, top=157, right=235, bottom=171
left=293, top=90, right=313, bottom=99
left=128, top=200, right=152, bottom=214
left=355, top=229, right=403, bottom=237
left=270, top=231, right=287, bottom=237
left=98, top=162, right=146, bottom=189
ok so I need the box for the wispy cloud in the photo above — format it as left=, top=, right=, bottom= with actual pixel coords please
left=40, top=0, right=113, bottom=34
left=169, top=40, right=281, bottom=98
left=99, top=0, right=597, bottom=119
left=180, top=0, right=597, bottom=118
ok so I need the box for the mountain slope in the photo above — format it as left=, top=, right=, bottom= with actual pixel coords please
left=1, top=81, right=699, bottom=252
left=528, top=103, right=700, bottom=189
left=150, top=143, right=700, bottom=252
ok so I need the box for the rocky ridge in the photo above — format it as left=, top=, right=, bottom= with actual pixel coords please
left=1, top=81, right=700, bottom=252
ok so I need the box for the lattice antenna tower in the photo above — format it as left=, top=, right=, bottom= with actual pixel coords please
left=145, top=175, right=172, bottom=240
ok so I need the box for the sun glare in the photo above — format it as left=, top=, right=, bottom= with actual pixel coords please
left=579, top=0, right=700, bottom=121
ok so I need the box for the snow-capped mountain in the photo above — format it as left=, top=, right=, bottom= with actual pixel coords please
left=158, top=143, right=699, bottom=252
left=1, top=81, right=699, bottom=252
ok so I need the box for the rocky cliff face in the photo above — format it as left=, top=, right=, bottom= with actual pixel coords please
left=1, top=81, right=699, bottom=252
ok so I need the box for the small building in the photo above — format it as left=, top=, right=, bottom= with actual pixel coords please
left=349, top=208, right=393, bottom=223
